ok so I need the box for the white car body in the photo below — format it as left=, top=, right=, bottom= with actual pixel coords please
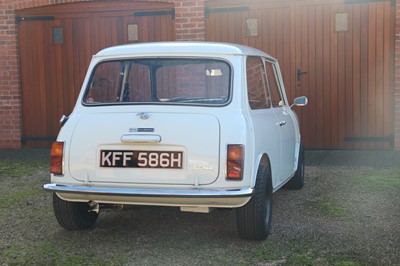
left=44, top=42, right=307, bottom=239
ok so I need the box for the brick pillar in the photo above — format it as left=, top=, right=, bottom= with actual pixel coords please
left=396, top=0, right=400, bottom=150
left=173, top=0, right=206, bottom=41
left=144, top=0, right=206, bottom=40
left=0, top=1, right=22, bottom=148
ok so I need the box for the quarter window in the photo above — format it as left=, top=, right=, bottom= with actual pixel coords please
left=246, top=56, right=270, bottom=109
left=265, top=61, right=283, bottom=107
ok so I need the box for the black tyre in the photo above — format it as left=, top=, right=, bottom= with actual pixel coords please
left=236, top=164, right=272, bottom=241
left=53, top=193, right=99, bottom=230
left=285, top=141, right=305, bottom=189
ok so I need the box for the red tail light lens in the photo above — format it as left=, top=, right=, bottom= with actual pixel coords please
left=227, top=144, right=244, bottom=180
left=50, top=141, right=64, bottom=175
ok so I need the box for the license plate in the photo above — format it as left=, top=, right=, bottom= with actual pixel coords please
left=100, top=150, right=183, bottom=169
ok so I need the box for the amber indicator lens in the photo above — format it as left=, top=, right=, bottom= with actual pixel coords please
left=227, top=144, right=244, bottom=180
left=50, top=141, right=64, bottom=175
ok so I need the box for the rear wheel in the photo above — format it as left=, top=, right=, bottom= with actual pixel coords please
left=236, top=164, right=272, bottom=240
left=285, top=141, right=305, bottom=190
left=53, top=193, right=99, bottom=230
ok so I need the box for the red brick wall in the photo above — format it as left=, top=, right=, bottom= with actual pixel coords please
left=174, top=0, right=206, bottom=40
left=395, top=0, right=400, bottom=150
left=0, top=1, right=22, bottom=148
left=142, top=0, right=206, bottom=40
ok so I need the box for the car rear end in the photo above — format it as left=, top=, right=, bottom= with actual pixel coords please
left=45, top=44, right=253, bottom=211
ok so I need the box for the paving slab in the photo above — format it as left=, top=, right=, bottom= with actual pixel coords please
left=0, top=148, right=50, bottom=162
left=306, top=150, right=400, bottom=167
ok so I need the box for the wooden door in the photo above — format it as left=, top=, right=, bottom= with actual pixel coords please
left=295, top=1, right=394, bottom=149
left=17, top=1, right=175, bottom=147
left=205, top=0, right=394, bottom=149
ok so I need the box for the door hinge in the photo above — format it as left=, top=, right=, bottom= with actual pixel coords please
left=134, top=9, right=175, bottom=19
left=16, top=15, right=55, bottom=24
left=204, top=6, right=249, bottom=19
left=344, top=0, right=392, bottom=5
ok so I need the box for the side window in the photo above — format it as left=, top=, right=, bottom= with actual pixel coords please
left=246, top=56, right=271, bottom=109
left=265, top=61, right=283, bottom=107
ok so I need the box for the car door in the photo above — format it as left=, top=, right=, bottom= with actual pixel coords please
left=264, top=60, right=297, bottom=180
left=246, top=56, right=283, bottom=186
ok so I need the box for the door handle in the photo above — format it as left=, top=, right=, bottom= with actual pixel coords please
left=297, top=69, right=308, bottom=81
left=276, top=121, right=286, bottom=127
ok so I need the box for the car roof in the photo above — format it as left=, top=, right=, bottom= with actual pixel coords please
left=95, top=41, right=275, bottom=59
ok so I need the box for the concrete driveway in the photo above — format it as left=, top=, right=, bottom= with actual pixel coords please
left=0, top=148, right=399, bottom=265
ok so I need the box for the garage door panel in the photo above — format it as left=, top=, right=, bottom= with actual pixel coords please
left=19, top=20, right=53, bottom=145
left=17, top=2, right=175, bottom=147
left=206, top=0, right=394, bottom=150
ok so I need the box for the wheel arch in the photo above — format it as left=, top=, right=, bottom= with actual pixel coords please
left=251, top=153, right=272, bottom=189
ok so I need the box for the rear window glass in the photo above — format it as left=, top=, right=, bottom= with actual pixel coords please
left=83, top=58, right=231, bottom=106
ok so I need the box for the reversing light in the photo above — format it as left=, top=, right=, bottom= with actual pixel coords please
left=50, top=141, right=64, bottom=175
left=227, top=144, right=244, bottom=180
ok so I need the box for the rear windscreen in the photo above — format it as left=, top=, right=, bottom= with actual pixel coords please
left=83, top=58, right=231, bottom=106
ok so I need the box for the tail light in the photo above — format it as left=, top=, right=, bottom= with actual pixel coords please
left=50, top=141, right=64, bottom=175
left=227, top=144, right=244, bottom=180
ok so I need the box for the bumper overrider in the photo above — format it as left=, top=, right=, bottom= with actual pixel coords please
left=43, top=183, right=254, bottom=208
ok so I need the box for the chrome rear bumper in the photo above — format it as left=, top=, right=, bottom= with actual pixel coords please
left=43, top=183, right=254, bottom=207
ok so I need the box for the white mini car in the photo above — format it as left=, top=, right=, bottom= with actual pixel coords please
left=44, top=42, right=307, bottom=240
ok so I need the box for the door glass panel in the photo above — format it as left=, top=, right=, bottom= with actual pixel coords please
left=264, top=61, right=283, bottom=107
left=246, top=56, right=271, bottom=109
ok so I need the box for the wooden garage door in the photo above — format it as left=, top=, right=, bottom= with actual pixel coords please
left=17, top=1, right=175, bottom=147
left=206, top=0, right=394, bottom=149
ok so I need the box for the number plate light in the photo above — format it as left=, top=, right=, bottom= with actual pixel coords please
left=227, top=144, right=244, bottom=180
left=50, top=141, right=64, bottom=175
